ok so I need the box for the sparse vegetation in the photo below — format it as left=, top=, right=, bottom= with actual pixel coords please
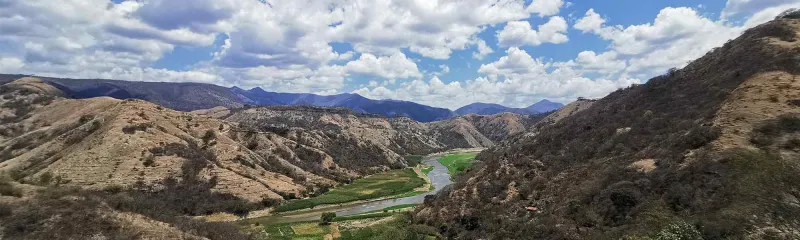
left=121, top=122, right=153, bottom=134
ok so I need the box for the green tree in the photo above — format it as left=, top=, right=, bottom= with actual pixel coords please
left=321, top=212, right=336, bottom=225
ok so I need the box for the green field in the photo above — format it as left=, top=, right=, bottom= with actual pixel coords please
left=260, top=221, right=331, bottom=240
left=421, top=165, right=434, bottom=175
left=274, top=169, right=426, bottom=212
left=438, top=153, right=477, bottom=175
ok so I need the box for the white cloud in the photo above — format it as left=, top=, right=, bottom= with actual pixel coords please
left=472, top=39, right=494, bottom=60
left=574, top=7, right=747, bottom=76
left=0, top=57, right=25, bottom=73
left=357, top=48, right=640, bottom=109
left=721, top=0, right=798, bottom=19
left=434, top=64, right=451, bottom=76
left=555, top=51, right=627, bottom=75
left=527, top=0, right=565, bottom=17
left=345, top=53, right=421, bottom=79
left=574, top=9, right=605, bottom=33
left=497, top=17, right=569, bottom=47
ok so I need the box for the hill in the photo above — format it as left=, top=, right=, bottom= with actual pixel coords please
left=455, top=100, right=564, bottom=116
left=0, top=74, right=460, bottom=123
left=417, top=17, right=800, bottom=239
left=0, top=76, right=547, bottom=239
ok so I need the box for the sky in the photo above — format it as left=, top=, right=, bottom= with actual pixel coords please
left=1, top=0, right=799, bottom=110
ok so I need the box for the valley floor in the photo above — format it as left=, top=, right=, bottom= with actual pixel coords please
left=239, top=150, right=481, bottom=239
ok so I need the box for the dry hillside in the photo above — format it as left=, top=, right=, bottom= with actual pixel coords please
left=219, top=105, right=545, bottom=159
left=418, top=17, right=800, bottom=239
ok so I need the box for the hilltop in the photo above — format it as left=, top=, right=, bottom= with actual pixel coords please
left=417, top=16, right=800, bottom=239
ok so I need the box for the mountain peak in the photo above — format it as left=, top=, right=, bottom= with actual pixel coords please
left=526, top=99, right=563, bottom=113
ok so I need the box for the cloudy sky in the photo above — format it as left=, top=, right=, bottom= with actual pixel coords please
left=1, top=0, right=798, bottom=109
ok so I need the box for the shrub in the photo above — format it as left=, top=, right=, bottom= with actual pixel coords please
left=784, top=138, right=800, bottom=150
left=0, top=180, right=22, bottom=197
left=38, top=171, right=53, bottom=185
left=655, top=221, right=703, bottom=240
left=122, top=123, right=152, bottom=134
left=320, top=212, right=336, bottom=225
left=751, top=114, right=800, bottom=147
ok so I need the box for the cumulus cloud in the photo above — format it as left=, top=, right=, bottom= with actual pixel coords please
left=497, top=17, right=569, bottom=47
left=574, top=9, right=605, bottom=33
left=556, top=51, right=627, bottom=75
left=574, top=7, right=746, bottom=76
left=345, top=53, right=421, bottom=79
left=472, top=39, right=494, bottom=60
left=527, top=0, right=565, bottom=17
left=357, top=48, right=640, bottom=109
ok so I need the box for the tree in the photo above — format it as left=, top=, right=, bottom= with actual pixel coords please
left=320, top=212, right=336, bottom=225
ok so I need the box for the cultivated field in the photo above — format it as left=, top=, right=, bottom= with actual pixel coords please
left=275, top=168, right=426, bottom=212
left=438, top=153, right=477, bottom=175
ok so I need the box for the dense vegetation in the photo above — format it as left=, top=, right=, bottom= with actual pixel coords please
left=274, top=168, right=426, bottom=212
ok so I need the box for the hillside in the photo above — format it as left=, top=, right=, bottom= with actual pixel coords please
left=417, top=17, right=800, bottom=239
left=0, top=78, right=422, bottom=204
left=215, top=106, right=544, bottom=157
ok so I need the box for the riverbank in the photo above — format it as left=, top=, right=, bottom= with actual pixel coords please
left=224, top=149, right=483, bottom=224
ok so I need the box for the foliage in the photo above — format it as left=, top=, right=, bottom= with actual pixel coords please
left=654, top=221, right=703, bottom=240
left=121, top=122, right=153, bottom=134
left=0, top=186, right=252, bottom=240
left=321, top=212, right=336, bottom=225
left=404, top=155, right=424, bottom=166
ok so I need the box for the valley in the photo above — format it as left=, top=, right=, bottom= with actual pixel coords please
left=240, top=151, right=472, bottom=225
left=1, top=5, right=799, bottom=240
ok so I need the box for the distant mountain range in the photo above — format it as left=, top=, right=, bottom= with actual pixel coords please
left=0, top=74, right=562, bottom=122
left=455, top=100, right=563, bottom=116
left=231, top=87, right=456, bottom=122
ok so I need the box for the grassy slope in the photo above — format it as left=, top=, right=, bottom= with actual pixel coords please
left=275, top=169, right=426, bottom=212
left=437, top=153, right=477, bottom=175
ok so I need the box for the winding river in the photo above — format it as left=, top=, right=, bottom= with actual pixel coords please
left=246, top=154, right=454, bottom=225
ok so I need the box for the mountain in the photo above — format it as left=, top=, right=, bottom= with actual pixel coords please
left=0, top=76, right=548, bottom=239
left=232, top=87, right=456, bottom=122
left=417, top=17, right=800, bottom=239
left=0, top=74, right=457, bottom=122
left=455, top=100, right=564, bottom=116
left=526, top=99, right=564, bottom=113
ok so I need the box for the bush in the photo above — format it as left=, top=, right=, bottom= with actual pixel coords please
left=0, top=181, right=22, bottom=197
left=655, top=221, right=703, bottom=240
left=321, top=212, right=336, bottom=225
left=751, top=114, right=800, bottom=147
left=122, top=123, right=152, bottom=134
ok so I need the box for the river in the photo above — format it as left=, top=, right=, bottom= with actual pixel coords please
left=244, top=154, right=453, bottom=225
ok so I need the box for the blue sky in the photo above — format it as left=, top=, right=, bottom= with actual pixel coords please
left=1, top=0, right=798, bottom=109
